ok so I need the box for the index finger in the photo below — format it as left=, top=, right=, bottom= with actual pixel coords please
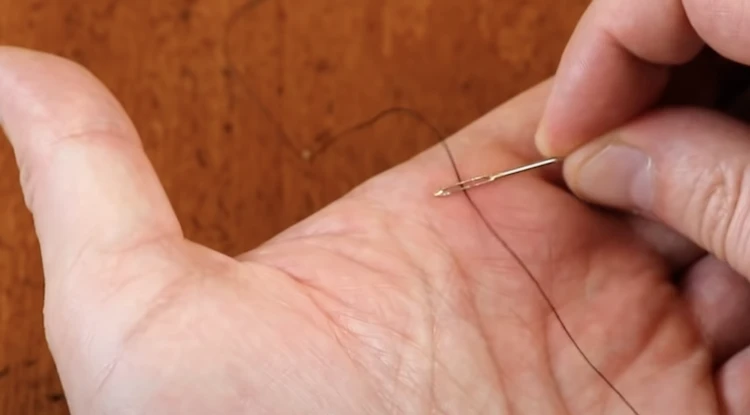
left=536, top=0, right=714, bottom=156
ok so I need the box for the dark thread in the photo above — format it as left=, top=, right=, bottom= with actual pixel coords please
left=437, top=139, right=640, bottom=415
left=224, top=0, right=447, bottom=163
left=46, top=392, right=65, bottom=403
left=224, top=1, right=639, bottom=412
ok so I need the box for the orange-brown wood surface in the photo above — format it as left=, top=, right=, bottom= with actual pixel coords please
left=0, top=0, right=588, bottom=412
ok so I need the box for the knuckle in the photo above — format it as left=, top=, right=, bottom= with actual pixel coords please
left=18, top=123, right=134, bottom=211
left=689, top=160, right=750, bottom=261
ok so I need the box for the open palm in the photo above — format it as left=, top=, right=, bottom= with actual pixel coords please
left=2, top=48, right=745, bottom=415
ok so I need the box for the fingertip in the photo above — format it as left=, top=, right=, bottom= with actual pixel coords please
left=539, top=0, right=697, bottom=160
left=0, top=47, right=133, bottom=148
left=0, top=46, right=99, bottom=90
left=0, top=46, right=181, bottom=272
left=681, top=256, right=750, bottom=365
left=534, top=116, right=581, bottom=159
left=534, top=91, right=578, bottom=159
left=717, top=347, right=750, bottom=414
left=533, top=121, right=556, bottom=159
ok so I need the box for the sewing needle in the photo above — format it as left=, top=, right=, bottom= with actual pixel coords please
left=433, top=157, right=562, bottom=197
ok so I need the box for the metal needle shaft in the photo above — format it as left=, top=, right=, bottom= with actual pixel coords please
left=434, top=157, right=561, bottom=197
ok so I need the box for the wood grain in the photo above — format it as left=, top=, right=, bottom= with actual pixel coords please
left=0, top=0, right=588, bottom=412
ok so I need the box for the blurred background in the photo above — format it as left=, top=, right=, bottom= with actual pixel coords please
left=0, top=0, right=587, bottom=412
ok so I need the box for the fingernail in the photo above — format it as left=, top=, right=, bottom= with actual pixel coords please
left=574, top=143, right=654, bottom=210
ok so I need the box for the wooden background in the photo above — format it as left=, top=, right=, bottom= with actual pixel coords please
left=0, top=0, right=589, bottom=412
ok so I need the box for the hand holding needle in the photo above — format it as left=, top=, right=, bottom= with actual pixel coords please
left=434, top=157, right=562, bottom=197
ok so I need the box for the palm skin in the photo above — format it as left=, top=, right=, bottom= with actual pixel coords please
left=58, top=85, right=712, bottom=414
left=0, top=49, right=743, bottom=414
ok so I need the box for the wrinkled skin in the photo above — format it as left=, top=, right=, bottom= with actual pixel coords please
left=1, top=48, right=746, bottom=415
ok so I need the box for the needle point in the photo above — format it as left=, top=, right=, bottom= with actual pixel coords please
left=432, top=157, right=561, bottom=197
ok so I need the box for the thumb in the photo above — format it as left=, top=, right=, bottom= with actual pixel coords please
left=0, top=47, right=183, bottom=275
left=0, top=47, right=184, bottom=392
left=564, top=107, right=750, bottom=276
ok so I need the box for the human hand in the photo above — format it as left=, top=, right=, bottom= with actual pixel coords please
left=535, top=4, right=750, bottom=413
left=0, top=47, right=743, bottom=414
left=536, top=0, right=750, bottom=157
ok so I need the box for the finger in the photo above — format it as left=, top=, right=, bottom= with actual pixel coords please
left=563, top=107, right=750, bottom=278
left=536, top=0, right=703, bottom=157
left=251, top=78, right=560, bottom=255
left=627, top=216, right=704, bottom=271
left=537, top=0, right=750, bottom=156
left=449, top=79, right=553, bottom=160
left=684, top=0, right=750, bottom=63
left=716, top=346, right=750, bottom=415
left=0, top=47, right=182, bottom=275
left=681, top=255, right=750, bottom=365
left=440, top=79, right=564, bottom=184
left=541, top=0, right=750, bottom=156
